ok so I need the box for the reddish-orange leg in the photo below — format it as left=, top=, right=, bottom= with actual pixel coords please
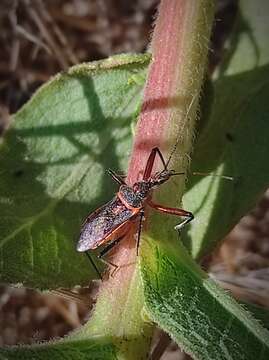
left=143, top=147, right=167, bottom=180
left=146, top=200, right=194, bottom=231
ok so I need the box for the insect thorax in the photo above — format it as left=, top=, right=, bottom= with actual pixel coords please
left=119, top=183, right=150, bottom=209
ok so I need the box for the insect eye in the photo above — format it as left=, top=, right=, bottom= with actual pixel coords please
left=160, top=170, right=169, bottom=178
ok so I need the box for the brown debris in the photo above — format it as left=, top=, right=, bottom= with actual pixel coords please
left=1, top=1, right=269, bottom=360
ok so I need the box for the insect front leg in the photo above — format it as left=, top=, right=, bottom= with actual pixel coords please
left=143, top=147, right=167, bottom=180
left=146, top=200, right=194, bottom=231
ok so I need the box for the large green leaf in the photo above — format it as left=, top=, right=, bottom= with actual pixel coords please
left=182, top=0, right=269, bottom=259
left=0, top=53, right=149, bottom=289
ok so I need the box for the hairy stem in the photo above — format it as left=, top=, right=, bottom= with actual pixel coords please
left=71, top=1, right=215, bottom=359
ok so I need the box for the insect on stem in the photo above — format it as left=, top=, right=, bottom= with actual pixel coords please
left=77, top=146, right=194, bottom=278
left=77, top=96, right=200, bottom=277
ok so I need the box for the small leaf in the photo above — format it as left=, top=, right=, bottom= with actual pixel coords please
left=0, top=338, right=117, bottom=360
left=0, top=53, right=150, bottom=289
left=183, top=0, right=269, bottom=258
left=141, top=238, right=269, bottom=360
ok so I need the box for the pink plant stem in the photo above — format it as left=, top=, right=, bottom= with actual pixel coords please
left=81, top=1, right=215, bottom=358
left=128, top=0, right=190, bottom=185
left=128, top=0, right=215, bottom=186
left=103, top=0, right=214, bottom=311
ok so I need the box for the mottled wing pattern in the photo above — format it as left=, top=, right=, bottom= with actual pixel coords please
left=77, top=197, right=135, bottom=252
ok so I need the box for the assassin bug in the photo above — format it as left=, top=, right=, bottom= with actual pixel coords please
left=77, top=146, right=194, bottom=274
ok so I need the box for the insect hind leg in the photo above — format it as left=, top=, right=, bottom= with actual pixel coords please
left=98, top=235, right=125, bottom=276
left=85, top=252, right=102, bottom=280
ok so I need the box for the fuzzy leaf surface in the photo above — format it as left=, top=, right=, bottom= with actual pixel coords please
left=141, top=236, right=269, bottom=360
left=0, top=338, right=117, bottom=360
left=0, top=54, right=149, bottom=289
left=182, top=0, right=269, bottom=259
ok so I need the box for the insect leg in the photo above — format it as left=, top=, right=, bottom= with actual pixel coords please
left=98, top=235, right=125, bottom=275
left=136, top=210, right=144, bottom=256
left=143, top=147, right=167, bottom=180
left=51, top=289, right=92, bottom=306
left=107, top=169, right=126, bottom=185
left=147, top=200, right=194, bottom=231
left=85, top=252, right=102, bottom=279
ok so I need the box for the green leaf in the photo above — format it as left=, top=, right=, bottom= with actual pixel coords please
left=141, top=238, right=269, bottom=359
left=182, top=0, right=269, bottom=259
left=0, top=53, right=150, bottom=289
left=0, top=338, right=117, bottom=360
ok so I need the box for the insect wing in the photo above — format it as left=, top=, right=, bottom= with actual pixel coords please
left=77, top=197, right=134, bottom=252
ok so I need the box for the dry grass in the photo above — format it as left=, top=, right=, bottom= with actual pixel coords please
left=1, top=1, right=269, bottom=359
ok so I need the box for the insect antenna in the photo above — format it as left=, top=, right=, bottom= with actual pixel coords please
left=165, top=93, right=198, bottom=170
left=171, top=171, right=185, bottom=176
left=192, top=171, right=234, bottom=181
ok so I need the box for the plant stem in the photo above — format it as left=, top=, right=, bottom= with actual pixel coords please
left=129, top=0, right=214, bottom=197
left=71, top=1, right=215, bottom=359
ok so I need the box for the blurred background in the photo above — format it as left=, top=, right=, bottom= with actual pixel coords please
left=1, top=1, right=269, bottom=359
